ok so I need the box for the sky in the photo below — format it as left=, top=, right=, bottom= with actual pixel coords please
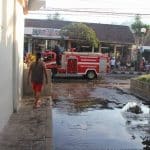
left=26, top=0, right=150, bottom=25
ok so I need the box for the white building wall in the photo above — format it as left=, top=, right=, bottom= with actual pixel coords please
left=0, top=0, right=24, bottom=132
left=13, top=0, right=24, bottom=112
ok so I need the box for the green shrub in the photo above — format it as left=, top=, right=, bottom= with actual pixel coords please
left=136, top=74, right=150, bottom=83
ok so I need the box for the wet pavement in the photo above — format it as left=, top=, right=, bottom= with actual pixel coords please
left=0, top=97, right=53, bottom=150
left=51, top=77, right=150, bottom=150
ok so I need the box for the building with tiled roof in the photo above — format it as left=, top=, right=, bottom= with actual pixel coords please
left=24, top=19, right=135, bottom=60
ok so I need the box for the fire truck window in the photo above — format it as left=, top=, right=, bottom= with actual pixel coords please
left=47, top=54, right=54, bottom=61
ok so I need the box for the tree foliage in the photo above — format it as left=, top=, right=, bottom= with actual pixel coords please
left=131, top=15, right=149, bottom=45
left=60, top=23, right=99, bottom=48
left=131, top=15, right=149, bottom=37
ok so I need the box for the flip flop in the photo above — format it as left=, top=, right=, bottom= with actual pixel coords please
left=36, top=100, right=41, bottom=108
left=33, top=100, right=41, bottom=109
left=35, top=103, right=41, bottom=108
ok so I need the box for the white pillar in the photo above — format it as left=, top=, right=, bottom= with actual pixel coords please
left=92, top=46, right=94, bottom=53
left=114, top=45, right=117, bottom=57
left=45, top=39, right=48, bottom=50
left=67, top=40, right=71, bottom=51
left=99, top=45, right=102, bottom=53
left=28, top=38, right=32, bottom=53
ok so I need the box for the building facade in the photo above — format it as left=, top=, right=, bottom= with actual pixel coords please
left=0, top=0, right=27, bottom=132
left=0, top=0, right=45, bottom=132
left=24, top=19, right=135, bottom=63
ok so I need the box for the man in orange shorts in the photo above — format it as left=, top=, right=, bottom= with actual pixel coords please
left=27, top=52, right=48, bottom=108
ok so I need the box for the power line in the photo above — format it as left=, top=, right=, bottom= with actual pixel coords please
left=27, top=8, right=150, bottom=24
left=28, top=12, right=135, bottom=18
left=28, top=11, right=150, bottom=18
left=37, top=8, right=150, bottom=16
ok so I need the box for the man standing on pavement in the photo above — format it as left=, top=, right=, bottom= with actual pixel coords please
left=110, top=57, right=116, bottom=70
left=27, top=52, right=48, bottom=108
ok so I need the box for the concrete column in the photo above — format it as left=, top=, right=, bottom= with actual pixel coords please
left=28, top=38, right=32, bottom=53
left=92, top=46, right=94, bottom=53
left=99, top=45, right=102, bottom=53
left=12, top=0, right=17, bottom=112
left=67, top=40, right=71, bottom=50
left=114, top=45, right=117, bottom=57
left=45, top=40, right=48, bottom=50
left=13, top=0, right=25, bottom=112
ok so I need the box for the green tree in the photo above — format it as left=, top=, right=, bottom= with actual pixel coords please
left=131, top=15, right=143, bottom=37
left=131, top=15, right=149, bottom=45
left=60, top=23, right=99, bottom=49
left=131, top=15, right=150, bottom=71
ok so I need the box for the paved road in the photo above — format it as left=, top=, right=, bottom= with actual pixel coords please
left=0, top=97, right=53, bottom=150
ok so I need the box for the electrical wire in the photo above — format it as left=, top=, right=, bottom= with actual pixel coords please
left=36, top=7, right=150, bottom=16
left=27, top=8, right=150, bottom=23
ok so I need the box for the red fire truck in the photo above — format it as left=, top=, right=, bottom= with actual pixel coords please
left=43, top=50, right=110, bottom=79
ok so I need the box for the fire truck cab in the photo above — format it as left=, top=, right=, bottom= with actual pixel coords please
left=43, top=50, right=110, bottom=79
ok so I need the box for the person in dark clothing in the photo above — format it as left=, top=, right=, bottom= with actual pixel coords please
left=27, top=52, right=48, bottom=108
left=54, top=45, right=61, bottom=65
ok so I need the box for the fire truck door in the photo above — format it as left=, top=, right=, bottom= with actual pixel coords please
left=67, top=58, right=77, bottom=73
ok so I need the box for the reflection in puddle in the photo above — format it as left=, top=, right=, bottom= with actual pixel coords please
left=53, top=99, right=150, bottom=150
left=121, top=102, right=150, bottom=149
left=52, top=83, right=150, bottom=150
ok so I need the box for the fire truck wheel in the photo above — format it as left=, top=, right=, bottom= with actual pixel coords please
left=86, top=70, right=96, bottom=80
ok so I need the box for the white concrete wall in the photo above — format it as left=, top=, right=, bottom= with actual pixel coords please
left=0, top=0, right=24, bottom=132
left=13, top=0, right=24, bottom=112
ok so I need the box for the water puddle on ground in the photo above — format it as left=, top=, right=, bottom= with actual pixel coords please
left=52, top=82, right=150, bottom=150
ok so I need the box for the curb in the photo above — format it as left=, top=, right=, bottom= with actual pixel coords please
left=110, top=71, right=147, bottom=75
left=116, top=87, right=150, bottom=103
left=45, top=96, right=53, bottom=150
